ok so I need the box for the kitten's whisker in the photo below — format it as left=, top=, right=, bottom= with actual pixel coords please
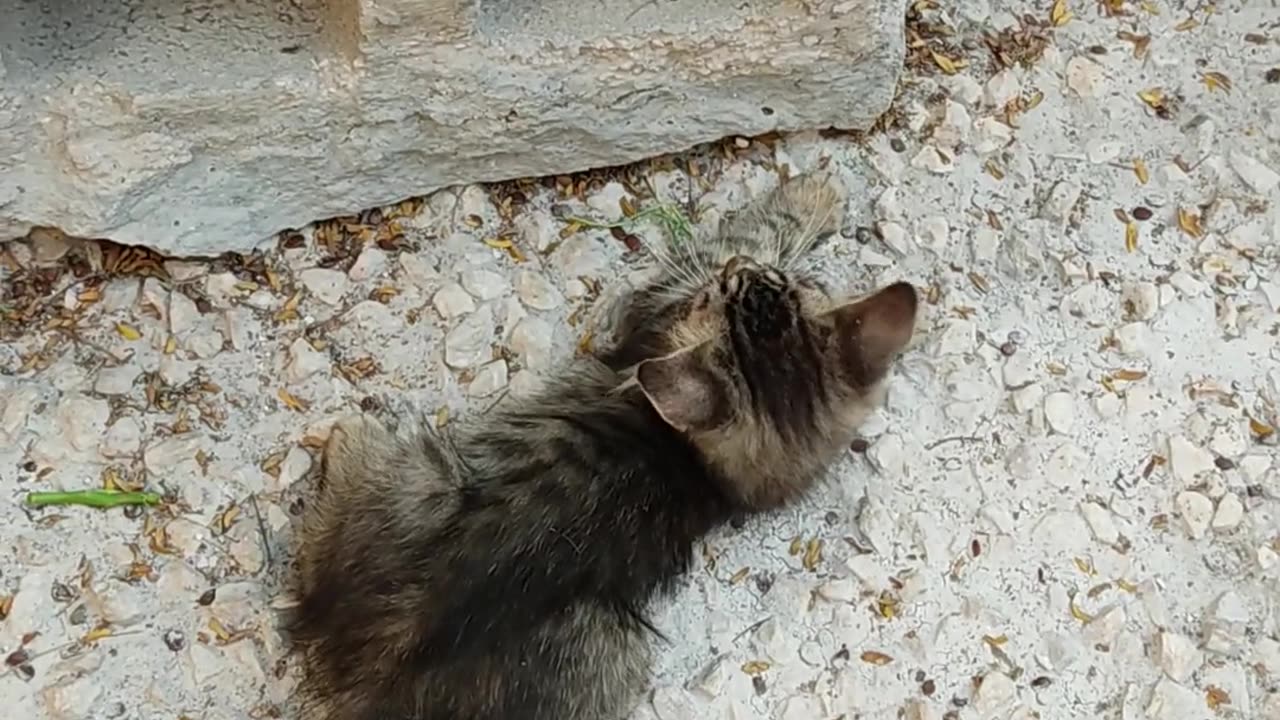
left=647, top=241, right=703, bottom=293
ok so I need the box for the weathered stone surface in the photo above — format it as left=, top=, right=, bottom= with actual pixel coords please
left=0, top=0, right=907, bottom=255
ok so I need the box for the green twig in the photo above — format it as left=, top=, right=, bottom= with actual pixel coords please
left=567, top=203, right=695, bottom=246
left=26, top=489, right=161, bottom=509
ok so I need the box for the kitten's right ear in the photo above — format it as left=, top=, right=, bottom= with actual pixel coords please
left=826, top=281, right=919, bottom=385
left=636, top=346, right=728, bottom=433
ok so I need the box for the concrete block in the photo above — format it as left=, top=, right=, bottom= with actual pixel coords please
left=0, top=0, right=907, bottom=255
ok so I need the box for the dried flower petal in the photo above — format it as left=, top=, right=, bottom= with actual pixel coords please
left=81, top=626, right=113, bottom=644
left=802, top=538, right=823, bottom=571
left=1133, top=158, right=1149, bottom=185
left=1137, top=88, right=1166, bottom=111
left=1177, top=208, right=1204, bottom=238
left=1249, top=417, right=1276, bottom=439
left=931, top=51, right=959, bottom=75
left=277, top=388, right=311, bottom=413
left=1050, top=0, right=1072, bottom=26
left=115, top=323, right=143, bottom=341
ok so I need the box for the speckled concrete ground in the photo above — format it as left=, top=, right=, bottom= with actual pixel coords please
left=3, top=2, right=1280, bottom=719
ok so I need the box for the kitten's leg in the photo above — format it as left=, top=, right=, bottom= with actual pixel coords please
left=546, top=604, right=653, bottom=720
left=293, top=412, right=459, bottom=720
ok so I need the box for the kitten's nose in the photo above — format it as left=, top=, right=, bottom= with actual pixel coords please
left=723, top=255, right=759, bottom=278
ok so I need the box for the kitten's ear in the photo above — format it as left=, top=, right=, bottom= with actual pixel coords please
left=636, top=346, right=728, bottom=433
left=826, top=282, right=919, bottom=385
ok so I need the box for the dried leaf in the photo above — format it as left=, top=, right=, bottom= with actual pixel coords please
left=1137, top=87, right=1166, bottom=111
left=1069, top=597, right=1093, bottom=623
left=741, top=660, right=770, bottom=675
left=802, top=538, right=823, bottom=572
left=1125, top=222, right=1139, bottom=253
left=876, top=593, right=899, bottom=620
left=860, top=651, right=894, bottom=666
left=1050, top=0, right=1072, bottom=26
left=1113, top=208, right=1131, bottom=224
left=0, top=595, right=12, bottom=620
left=1201, top=71, right=1232, bottom=93
left=1112, top=369, right=1147, bottom=381
left=1100, top=375, right=1118, bottom=394
left=148, top=525, right=179, bottom=556
left=982, top=634, right=1009, bottom=647
left=1133, top=158, right=1149, bottom=185
left=729, top=567, right=750, bottom=584
left=968, top=272, right=990, bottom=294
left=1177, top=208, right=1204, bottom=238
left=208, top=617, right=233, bottom=643
left=559, top=221, right=582, bottom=239
left=260, top=450, right=286, bottom=478
left=1205, top=685, right=1231, bottom=710
left=619, top=196, right=637, bottom=219
left=984, top=160, right=1005, bottom=180
left=163, top=335, right=177, bottom=355
left=930, top=50, right=959, bottom=75
left=1174, top=17, right=1199, bottom=31
left=1249, top=417, right=1276, bottom=439
left=81, top=626, right=113, bottom=644
left=115, top=323, right=143, bottom=341
left=1117, top=31, right=1151, bottom=60
left=788, top=536, right=804, bottom=556
left=483, top=236, right=526, bottom=263
left=435, top=407, right=450, bottom=428
left=277, top=388, right=311, bottom=413
left=274, top=291, right=303, bottom=322
left=1115, top=578, right=1139, bottom=593
left=1073, top=557, right=1096, bottom=575
left=216, top=504, right=241, bottom=534
left=1139, top=0, right=1159, bottom=14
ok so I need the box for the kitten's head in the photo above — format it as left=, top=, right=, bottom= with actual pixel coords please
left=634, top=257, right=917, bottom=510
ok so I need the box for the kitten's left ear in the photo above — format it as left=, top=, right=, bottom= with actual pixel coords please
left=636, top=345, right=728, bottom=433
left=825, top=281, right=919, bottom=385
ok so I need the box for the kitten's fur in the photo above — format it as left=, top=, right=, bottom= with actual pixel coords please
left=289, top=174, right=919, bottom=720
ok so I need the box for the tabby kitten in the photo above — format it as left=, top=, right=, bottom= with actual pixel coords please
left=288, top=174, right=919, bottom=720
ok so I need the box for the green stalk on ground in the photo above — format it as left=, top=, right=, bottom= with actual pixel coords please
left=26, top=489, right=162, bottom=509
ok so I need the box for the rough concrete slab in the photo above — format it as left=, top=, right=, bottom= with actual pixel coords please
left=0, top=0, right=908, bottom=256
left=3, top=1, right=1280, bottom=719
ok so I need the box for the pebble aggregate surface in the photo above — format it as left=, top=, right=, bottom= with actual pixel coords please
left=2, top=2, right=1280, bottom=718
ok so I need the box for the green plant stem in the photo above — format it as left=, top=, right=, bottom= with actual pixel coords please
left=26, top=489, right=161, bottom=509
left=567, top=203, right=695, bottom=245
